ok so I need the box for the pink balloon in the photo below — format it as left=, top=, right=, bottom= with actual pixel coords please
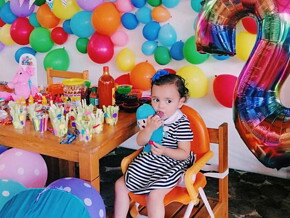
left=111, top=30, right=129, bottom=46
left=0, top=148, right=48, bottom=188
left=10, top=0, right=35, bottom=17
left=76, top=0, right=103, bottom=11
left=115, top=0, right=134, bottom=13
left=88, top=32, right=114, bottom=64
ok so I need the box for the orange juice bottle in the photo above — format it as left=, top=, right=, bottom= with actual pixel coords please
left=98, top=66, right=115, bottom=108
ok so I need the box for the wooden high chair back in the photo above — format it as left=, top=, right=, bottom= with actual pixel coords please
left=121, top=105, right=228, bottom=218
left=46, top=67, right=89, bottom=85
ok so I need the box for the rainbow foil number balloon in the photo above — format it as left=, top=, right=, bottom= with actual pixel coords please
left=196, top=0, right=290, bottom=169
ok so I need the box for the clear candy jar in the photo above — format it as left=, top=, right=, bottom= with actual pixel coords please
left=62, top=78, right=85, bottom=107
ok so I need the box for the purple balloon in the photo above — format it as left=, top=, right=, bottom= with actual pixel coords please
left=10, top=0, right=35, bottom=17
left=76, top=0, right=103, bottom=11
left=0, top=42, right=5, bottom=52
left=46, top=177, right=106, bottom=218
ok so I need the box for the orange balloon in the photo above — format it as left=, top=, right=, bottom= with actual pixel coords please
left=36, top=4, right=60, bottom=29
left=152, top=6, right=171, bottom=22
left=92, top=2, right=121, bottom=35
left=130, top=61, right=156, bottom=90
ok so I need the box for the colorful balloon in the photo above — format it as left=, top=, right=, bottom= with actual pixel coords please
left=29, top=13, right=40, bottom=27
left=154, top=46, right=171, bottom=65
left=87, top=32, right=114, bottom=64
left=177, top=65, right=208, bottom=98
left=43, top=48, right=70, bottom=71
left=14, top=47, right=36, bottom=62
left=50, top=27, right=68, bottom=45
left=191, top=0, right=203, bottom=12
left=76, top=0, right=103, bottom=11
left=142, top=21, right=160, bottom=41
left=115, top=0, right=133, bottom=13
left=183, top=35, right=209, bottom=64
left=76, top=37, right=89, bottom=54
left=196, top=0, right=290, bottom=169
left=147, top=0, right=161, bottom=7
left=142, top=40, right=157, bottom=56
left=10, top=17, right=34, bottom=45
left=213, top=74, right=237, bottom=108
left=162, top=0, right=180, bottom=8
left=135, top=6, right=152, bottom=24
left=92, top=2, right=121, bottom=35
left=115, top=73, right=131, bottom=85
left=0, top=24, right=15, bottom=45
left=121, top=13, right=139, bottom=30
left=33, top=0, right=46, bottom=6
left=130, top=61, right=155, bottom=90
left=170, top=40, right=184, bottom=60
left=116, top=48, right=135, bottom=72
left=111, top=30, right=128, bottom=46
left=0, top=2, right=17, bottom=24
left=36, top=4, right=60, bottom=29
left=10, top=0, right=35, bottom=17
left=158, top=23, right=177, bottom=46
left=70, top=11, right=95, bottom=38
left=236, top=31, right=257, bottom=61
left=29, top=27, right=54, bottom=52
left=131, top=0, right=146, bottom=8
left=52, top=0, right=81, bottom=20
left=63, top=20, right=73, bottom=34
left=242, top=17, right=258, bottom=34
left=152, top=6, right=171, bottom=22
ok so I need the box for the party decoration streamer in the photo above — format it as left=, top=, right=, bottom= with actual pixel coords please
left=196, top=0, right=290, bottom=169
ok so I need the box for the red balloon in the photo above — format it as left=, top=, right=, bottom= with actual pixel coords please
left=115, top=73, right=131, bottom=85
left=87, top=32, right=114, bottom=64
left=163, top=68, right=176, bottom=74
left=213, top=74, right=237, bottom=108
left=0, top=18, right=5, bottom=27
left=51, top=27, right=68, bottom=45
left=241, top=17, right=257, bottom=34
left=10, top=17, right=34, bottom=45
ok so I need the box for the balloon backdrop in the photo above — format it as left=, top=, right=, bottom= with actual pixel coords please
left=196, top=0, right=290, bottom=169
left=87, top=32, right=114, bottom=64
left=154, top=46, right=171, bottom=65
left=29, top=27, right=54, bottom=52
left=76, top=37, right=89, bottom=54
left=111, top=30, right=128, bottom=47
left=0, top=148, right=48, bottom=188
left=213, top=74, right=237, bottom=108
left=36, top=4, right=60, bottom=29
left=183, top=35, right=209, bottom=64
left=135, top=6, right=152, bottom=24
left=242, top=17, right=258, bottom=34
left=47, top=177, right=106, bottom=218
left=0, top=145, right=8, bottom=154
left=0, top=42, right=4, bottom=52
left=43, top=48, right=70, bottom=71
left=152, top=6, right=171, bottom=22
left=0, top=179, right=26, bottom=211
left=14, top=47, right=36, bottom=62
left=142, top=40, right=157, bottom=55
left=170, top=40, right=184, bottom=60
left=76, top=0, right=103, bottom=11
left=147, top=0, right=161, bottom=7
left=29, top=13, right=40, bottom=27
left=115, top=73, right=131, bottom=85
left=177, top=65, right=208, bottom=98
left=0, top=24, right=15, bottom=45
left=63, top=19, right=73, bottom=34
left=115, top=0, right=134, bottom=13
left=91, top=2, right=121, bottom=35
left=121, top=13, right=139, bottom=30
left=52, top=0, right=81, bottom=20
left=236, top=31, right=257, bottom=61
left=142, top=21, right=160, bottom=41
left=70, top=11, right=94, bottom=38
left=116, top=48, right=135, bottom=72
left=130, top=61, right=155, bottom=90
left=0, top=2, right=17, bottom=24
left=10, top=17, right=34, bottom=45
left=158, top=23, right=177, bottom=46
left=163, top=0, right=180, bottom=8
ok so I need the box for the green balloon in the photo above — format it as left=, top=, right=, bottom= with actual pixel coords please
left=76, top=38, right=89, bottom=54
left=33, top=0, right=46, bottom=6
left=0, top=0, right=5, bottom=7
left=147, top=0, right=161, bottom=7
left=183, top=36, right=209, bottom=64
left=29, top=27, right=54, bottom=53
left=154, top=46, right=171, bottom=65
left=43, top=48, right=70, bottom=71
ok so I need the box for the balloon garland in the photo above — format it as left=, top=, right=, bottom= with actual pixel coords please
left=196, top=0, right=290, bottom=169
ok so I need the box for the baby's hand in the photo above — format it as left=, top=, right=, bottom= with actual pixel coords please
left=146, top=115, right=162, bottom=131
left=150, top=141, right=165, bottom=156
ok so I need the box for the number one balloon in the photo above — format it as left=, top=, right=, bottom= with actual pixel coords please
left=196, top=0, right=290, bottom=169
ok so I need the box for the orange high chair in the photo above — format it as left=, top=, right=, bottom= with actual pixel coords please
left=121, top=105, right=228, bottom=218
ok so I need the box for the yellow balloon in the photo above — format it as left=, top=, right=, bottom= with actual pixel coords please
left=236, top=31, right=257, bottom=61
left=52, top=0, right=81, bottom=20
left=0, top=24, right=15, bottom=46
left=177, top=65, right=208, bottom=98
left=116, top=48, right=135, bottom=72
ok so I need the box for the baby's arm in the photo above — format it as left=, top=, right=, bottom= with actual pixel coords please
left=137, top=115, right=162, bottom=147
left=151, top=141, right=191, bottom=160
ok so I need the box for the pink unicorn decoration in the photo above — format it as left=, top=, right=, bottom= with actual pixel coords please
left=0, top=66, right=38, bottom=101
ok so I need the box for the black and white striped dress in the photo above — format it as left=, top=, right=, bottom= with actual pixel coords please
left=125, top=110, right=194, bottom=195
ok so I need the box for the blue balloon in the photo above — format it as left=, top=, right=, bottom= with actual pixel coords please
left=135, top=6, right=152, bottom=24
left=29, top=13, right=40, bottom=27
left=14, top=47, right=36, bottom=63
left=121, top=13, right=139, bottom=30
left=212, top=55, right=230, bottom=61
left=131, top=0, right=146, bottom=8
left=71, top=11, right=94, bottom=38
left=0, top=2, right=17, bottom=24
left=191, top=0, right=203, bottom=12
left=63, top=20, right=73, bottom=34
left=170, top=40, right=184, bottom=60
left=162, top=0, right=180, bottom=8
left=142, top=21, right=160, bottom=41
left=0, top=145, right=8, bottom=154
left=142, top=40, right=157, bottom=56
left=158, top=23, right=177, bottom=47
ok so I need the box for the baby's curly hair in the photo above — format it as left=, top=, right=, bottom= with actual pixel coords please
left=151, top=71, right=189, bottom=101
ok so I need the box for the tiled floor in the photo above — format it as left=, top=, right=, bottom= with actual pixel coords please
left=100, top=147, right=290, bottom=218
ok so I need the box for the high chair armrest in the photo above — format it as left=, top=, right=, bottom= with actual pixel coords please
left=121, top=148, right=143, bottom=174
left=185, top=150, right=214, bottom=201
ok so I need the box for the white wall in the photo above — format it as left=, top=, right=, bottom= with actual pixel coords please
left=1, top=1, right=289, bottom=178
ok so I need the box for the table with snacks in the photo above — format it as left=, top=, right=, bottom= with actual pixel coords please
left=0, top=110, right=138, bottom=191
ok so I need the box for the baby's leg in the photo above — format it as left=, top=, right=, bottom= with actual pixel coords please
left=114, top=176, right=130, bottom=218
left=146, top=188, right=173, bottom=218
